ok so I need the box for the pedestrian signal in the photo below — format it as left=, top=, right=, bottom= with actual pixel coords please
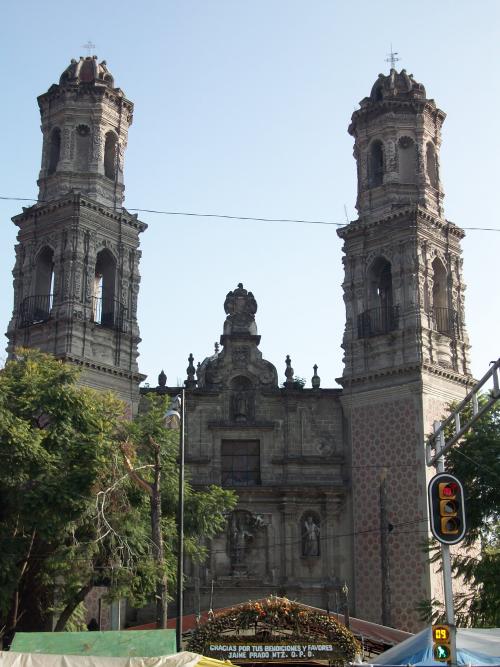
left=432, top=624, right=451, bottom=662
left=428, top=473, right=466, bottom=545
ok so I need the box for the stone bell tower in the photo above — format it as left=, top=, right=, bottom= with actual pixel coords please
left=6, top=56, right=146, bottom=411
left=338, top=70, right=473, bottom=631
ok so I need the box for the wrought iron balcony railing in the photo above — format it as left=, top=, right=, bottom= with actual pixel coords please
left=91, top=296, right=127, bottom=332
left=19, top=294, right=53, bottom=327
left=357, top=305, right=400, bottom=338
left=430, top=307, right=459, bottom=337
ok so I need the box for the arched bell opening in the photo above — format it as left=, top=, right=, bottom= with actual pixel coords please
left=20, top=246, right=55, bottom=327
left=430, top=257, right=457, bottom=336
left=93, top=248, right=118, bottom=328
left=358, top=257, right=399, bottom=337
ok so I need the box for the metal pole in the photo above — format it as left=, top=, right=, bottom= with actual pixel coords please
left=379, top=472, right=391, bottom=626
left=434, top=422, right=457, bottom=667
left=176, top=388, right=185, bottom=652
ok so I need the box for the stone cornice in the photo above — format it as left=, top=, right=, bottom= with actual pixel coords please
left=337, top=205, right=464, bottom=241
left=140, top=386, right=222, bottom=397
left=271, top=454, right=344, bottom=465
left=12, top=194, right=147, bottom=233
left=349, top=99, right=444, bottom=135
left=38, top=84, right=133, bottom=114
left=203, top=485, right=346, bottom=497
left=208, top=420, right=275, bottom=430
left=63, top=353, right=146, bottom=383
left=337, top=362, right=473, bottom=389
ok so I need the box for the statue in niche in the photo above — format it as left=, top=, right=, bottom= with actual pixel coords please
left=233, top=392, right=249, bottom=421
left=229, top=511, right=254, bottom=564
left=228, top=510, right=265, bottom=570
left=230, top=375, right=254, bottom=422
left=302, top=514, right=320, bottom=557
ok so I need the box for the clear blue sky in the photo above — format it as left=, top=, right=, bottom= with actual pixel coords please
left=1, top=0, right=498, bottom=386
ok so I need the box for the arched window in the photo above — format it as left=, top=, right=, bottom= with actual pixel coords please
left=426, top=142, right=439, bottom=188
left=431, top=257, right=454, bottom=335
left=368, top=140, right=384, bottom=188
left=358, top=257, right=398, bottom=337
left=369, top=257, right=393, bottom=312
left=93, top=249, right=116, bottom=327
left=398, top=136, right=417, bottom=183
left=75, top=124, right=90, bottom=172
left=432, top=258, right=447, bottom=311
left=47, top=128, right=61, bottom=175
left=104, top=132, right=117, bottom=179
left=32, top=246, right=54, bottom=322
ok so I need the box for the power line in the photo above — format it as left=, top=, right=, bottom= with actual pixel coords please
left=1, top=195, right=500, bottom=231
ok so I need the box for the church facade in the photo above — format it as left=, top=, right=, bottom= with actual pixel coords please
left=6, top=59, right=473, bottom=632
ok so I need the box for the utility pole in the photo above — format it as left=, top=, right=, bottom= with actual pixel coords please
left=433, top=424, right=458, bottom=667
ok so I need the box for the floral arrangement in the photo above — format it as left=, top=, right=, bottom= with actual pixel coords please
left=187, top=596, right=359, bottom=665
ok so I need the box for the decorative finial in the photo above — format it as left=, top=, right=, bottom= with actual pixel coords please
left=82, top=40, right=96, bottom=57
left=285, top=355, right=294, bottom=387
left=214, top=342, right=220, bottom=354
left=158, top=369, right=167, bottom=388
left=185, top=353, right=197, bottom=389
left=311, top=364, right=321, bottom=390
left=385, top=44, right=400, bottom=71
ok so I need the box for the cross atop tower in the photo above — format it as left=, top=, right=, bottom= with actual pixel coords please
left=385, top=45, right=400, bottom=71
left=82, top=40, right=96, bottom=56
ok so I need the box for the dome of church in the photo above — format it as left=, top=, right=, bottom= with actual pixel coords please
left=369, top=68, right=426, bottom=101
left=59, top=56, right=115, bottom=88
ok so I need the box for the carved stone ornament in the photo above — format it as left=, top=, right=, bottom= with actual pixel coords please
left=398, top=135, right=414, bottom=149
left=76, top=124, right=90, bottom=136
left=158, top=369, right=167, bottom=387
left=232, top=346, right=249, bottom=368
left=223, top=283, right=257, bottom=334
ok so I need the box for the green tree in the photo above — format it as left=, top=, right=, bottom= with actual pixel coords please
left=446, top=398, right=500, bottom=627
left=420, top=397, right=500, bottom=627
left=120, top=394, right=236, bottom=627
left=0, top=350, right=236, bottom=643
left=0, top=349, right=124, bottom=641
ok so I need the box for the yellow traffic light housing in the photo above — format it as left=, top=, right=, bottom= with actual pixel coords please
left=428, top=474, right=466, bottom=545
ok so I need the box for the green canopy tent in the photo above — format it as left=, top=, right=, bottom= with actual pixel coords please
left=10, top=630, right=176, bottom=658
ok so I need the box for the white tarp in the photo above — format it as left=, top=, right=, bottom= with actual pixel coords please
left=360, top=627, right=500, bottom=666
left=0, top=652, right=205, bottom=667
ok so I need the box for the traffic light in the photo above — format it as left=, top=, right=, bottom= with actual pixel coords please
left=432, top=624, right=452, bottom=662
left=428, top=473, right=466, bottom=545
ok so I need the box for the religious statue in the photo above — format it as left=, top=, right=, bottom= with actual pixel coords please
left=229, top=512, right=253, bottom=564
left=302, top=514, right=320, bottom=557
left=228, top=510, right=265, bottom=567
